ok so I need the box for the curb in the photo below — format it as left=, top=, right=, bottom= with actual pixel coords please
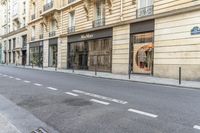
left=1, top=64, right=200, bottom=90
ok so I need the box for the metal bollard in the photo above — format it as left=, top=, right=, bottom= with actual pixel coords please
left=179, top=67, right=181, bottom=85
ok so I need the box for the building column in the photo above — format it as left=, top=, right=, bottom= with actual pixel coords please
left=61, top=37, right=67, bottom=69
left=112, top=24, right=130, bottom=74
left=57, top=38, right=62, bottom=69
left=43, top=40, right=49, bottom=67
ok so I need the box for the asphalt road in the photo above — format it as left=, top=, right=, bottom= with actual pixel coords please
left=0, top=65, right=200, bottom=133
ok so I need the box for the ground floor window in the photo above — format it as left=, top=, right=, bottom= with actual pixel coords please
left=30, top=46, right=43, bottom=67
left=22, top=50, right=26, bottom=65
left=49, top=44, right=58, bottom=67
left=131, top=32, right=154, bottom=74
left=13, top=52, right=15, bottom=64
left=68, top=37, right=112, bottom=72
left=9, top=52, right=11, bottom=63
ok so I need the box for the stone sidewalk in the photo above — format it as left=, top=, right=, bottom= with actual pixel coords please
left=0, top=114, right=21, bottom=133
left=2, top=64, right=200, bottom=89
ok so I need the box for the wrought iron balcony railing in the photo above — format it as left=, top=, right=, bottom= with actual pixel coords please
left=49, top=31, right=56, bottom=37
left=136, top=5, right=154, bottom=18
left=68, top=26, right=75, bottom=33
left=43, top=1, right=54, bottom=12
left=31, top=14, right=35, bottom=20
left=39, top=34, right=44, bottom=39
left=68, top=0, right=76, bottom=4
left=92, top=18, right=105, bottom=28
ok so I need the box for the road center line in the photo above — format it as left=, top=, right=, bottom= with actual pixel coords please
left=34, top=83, right=43, bottom=87
left=128, top=109, right=158, bottom=118
left=15, top=78, right=21, bottom=81
left=24, top=80, right=31, bottom=83
left=194, top=125, right=200, bottom=130
left=9, top=76, right=14, bottom=79
left=3, top=75, right=8, bottom=77
left=72, top=90, right=128, bottom=104
left=90, top=99, right=110, bottom=105
left=47, top=87, right=58, bottom=91
left=65, top=92, right=79, bottom=97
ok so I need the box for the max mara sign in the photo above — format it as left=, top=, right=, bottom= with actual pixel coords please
left=81, top=34, right=94, bottom=39
left=68, top=28, right=112, bottom=43
left=191, top=26, right=200, bottom=35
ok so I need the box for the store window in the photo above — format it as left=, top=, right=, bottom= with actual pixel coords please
left=49, top=45, right=57, bottom=67
left=30, top=46, right=43, bottom=67
left=131, top=32, right=154, bottom=74
left=68, top=38, right=112, bottom=72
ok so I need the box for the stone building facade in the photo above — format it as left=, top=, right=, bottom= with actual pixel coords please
left=1, top=0, right=200, bottom=80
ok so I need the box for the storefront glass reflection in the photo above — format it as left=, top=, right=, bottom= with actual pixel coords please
left=68, top=38, right=112, bottom=72
left=30, top=46, right=43, bottom=67
left=131, top=32, right=154, bottom=74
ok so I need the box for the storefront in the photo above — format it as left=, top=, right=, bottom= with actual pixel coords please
left=68, top=28, right=112, bottom=72
left=130, top=20, right=154, bottom=75
left=29, top=41, right=43, bottom=67
left=48, top=38, right=58, bottom=67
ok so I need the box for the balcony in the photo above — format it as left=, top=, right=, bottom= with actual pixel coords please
left=31, top=37, right=35, bottom=41
left=68, top=0, right=76, bottom=4
left=136, top=5, right=154, bottom=18
left=43, top=1, right=54, bottom=12
left=68, top=26, right=75, bottom=33
left=31, top=14, right=36, bottom=20
left=39, top=34, right=44, bottom=39
left=49, top=31, right=56, bottom=37
left=92, top=18, right=105, bottom=28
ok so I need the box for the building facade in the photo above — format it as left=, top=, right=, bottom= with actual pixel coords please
left=0, top=0, right=28, bottom=65
left=1, top=0, right=200, bottom=80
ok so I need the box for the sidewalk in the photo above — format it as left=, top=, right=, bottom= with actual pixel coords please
left=2, top=64, right=200, bottom=89
left=0, top=114, right=21, bottom=133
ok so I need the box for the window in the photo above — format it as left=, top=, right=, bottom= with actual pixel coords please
left=95, top=0, right=105, bottom=20
left=23, top=17, right=26, bottom=27
left=23, top=1, right=26, bottom=14
left=69, top=11, right=75, bottom=28
left=138, top=0, right=153, bottom=8
left=51, top=20, right=56, bottom=32
left=32, top=26, right=35, bottom=40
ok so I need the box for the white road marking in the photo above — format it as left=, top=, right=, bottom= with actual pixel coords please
left=34, top=83, right=43, bottom=87
left=24, top=80, right=31, bottom=83
left=9, top=76, right=14, bottom=79
left=72, top=90, right=128, bottom=104
left=65, top=92, right=79, bottom=97
left=15, top=78, right=21, bottom=81
left=194, top=125, right=200, bottom=130
left=90, top=99, right=110, bottom=105
left=128, top=109, right=158, bottom=118
left=47, top=87, right=58, bottom=91
left=3, top=75, right=8, bottom=77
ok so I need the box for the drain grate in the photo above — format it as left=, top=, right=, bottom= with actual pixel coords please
left=31, top=127, right=48, bottom=133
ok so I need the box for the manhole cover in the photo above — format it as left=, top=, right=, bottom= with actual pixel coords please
left=31, top=127, right=48, bottom=133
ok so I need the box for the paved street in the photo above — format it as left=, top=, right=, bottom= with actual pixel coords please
left=0, top=65, right=200, bottom=133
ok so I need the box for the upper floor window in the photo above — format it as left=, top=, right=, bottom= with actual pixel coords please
left=31, top=26, right=35, bottom=40
left=93, top=0, right=105, bottom=28
left=51, top=20, right=56, bottom=32
left=137, top=0, right=153, bottom=18
left=95, top=0, right=105, bottom=20
left=23, top=1, right=26, bottom=14
left=68, top=11, right=75, bottom=33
